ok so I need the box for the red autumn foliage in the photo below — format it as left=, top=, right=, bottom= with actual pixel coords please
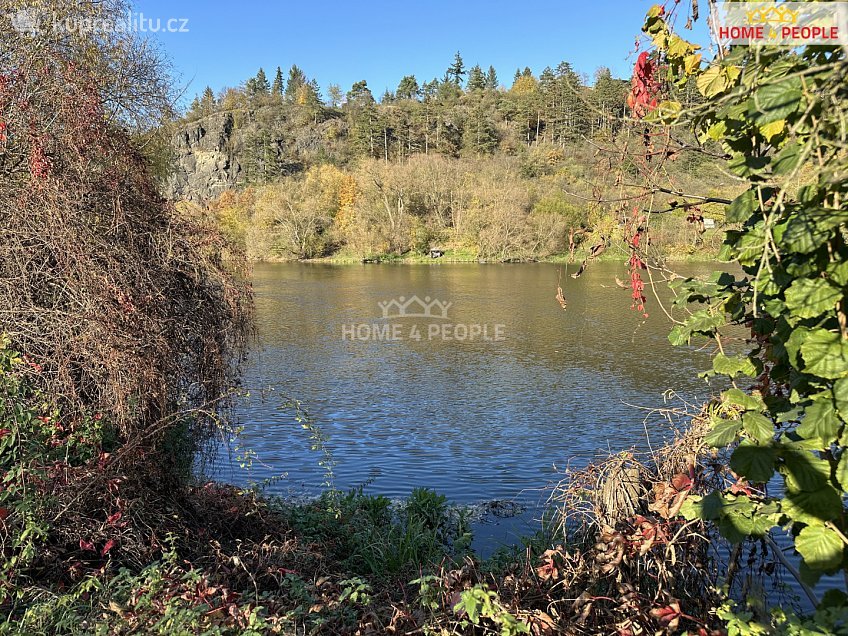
left=627, top=51, right=662, bottom=118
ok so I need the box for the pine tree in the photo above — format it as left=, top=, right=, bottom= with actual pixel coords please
left=485, top=66, right=498, bottom=90
left=447, top=51, right=465, bottom=86
left=200, top=86, right=216, bottom=115
left=513, top=68, right=521, bottom=85
left=346, top=81, right=379, bottom=157
left=271, top=66, right=284, bottom=97
left=467, top=65, right=485, bottom=92
left=396, top=75, right=420, bottom=100
left=254, top=67, right=270, bottom=95
left=285, top=65, right=307, bottom=102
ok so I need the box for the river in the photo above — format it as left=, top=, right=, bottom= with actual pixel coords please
left=210, top=261, right=726, bottom=551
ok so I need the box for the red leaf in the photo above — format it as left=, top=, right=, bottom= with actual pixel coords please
left=79, top=539, right=95, bottom=552
left=101, top=539, right=116, bottom=556
left=106, top=511, right=122, bottom=525
left=0, top=508, right=10, bottom=520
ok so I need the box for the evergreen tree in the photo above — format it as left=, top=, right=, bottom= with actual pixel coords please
left=254, top=67, right=270, bottom=95
left=591, top=67, right=627, bottom=135
left=285, top=65, right=307, bottom=101
left=396, top=75, right=420, bottom=100
left=485, top=65, right=498, bottom=90
left=522, top=67, right=533, bottom=78
left=447, top=51, right=465, bottom=86
left=466, top=64, right=485, bottom=92
left=346, top=81, right=379, bottom=157
left=271, top=66, right=284, bottom=97
left=513, top=68, right=521, bottom=85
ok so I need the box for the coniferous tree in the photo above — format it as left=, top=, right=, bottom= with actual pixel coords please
left=271, top=66, right=284, bottom=97
left=396, top=75, right=420, bottom=100
left=485, top=65, right=498, bottom=90
left=254, top=68, right=270, bottom=95
left=447, top=51, right=465, bottom=86
left=285, top=65, right=307, bottom=102
left=467, top=65, right=485, bottom=92
left=346, top=80, right=379, bottom=157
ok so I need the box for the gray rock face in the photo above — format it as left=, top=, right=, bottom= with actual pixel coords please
left=165, top=112, right=242, bottom=201
left=164, top=106, right=346, bottom=201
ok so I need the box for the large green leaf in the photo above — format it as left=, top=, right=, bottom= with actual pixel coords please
left=685, top=310, right=726, bottom=335
left=730, top=442, right=776, bottom=483
left=801, top=330, right=848, bottom=379
left=752, top=77, right=803, bottom=124
left=796, top=399, right=841, bottom=446
left=742, top=412, right=774, bottom=444
left=781, top=450, right=831, bottom=491
left=783, top=484, right=843, bottom=523
left=782, top=208, right=848, bottom=254
left=714, top=354, right=758, bottom=378
left=772, top=142, right=803, bottom=176
left=722, top=388, right=766, bottom=411
left=795, top=524, right=845, bottom=572
left=784, top=278, right=842, bottom=320
left=706, top=417, right=742, bottom=447
left=726, top=190, right=757, bottom=223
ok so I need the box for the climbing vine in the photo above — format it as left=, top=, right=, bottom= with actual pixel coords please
left=633, top=3, right=847, bottom=625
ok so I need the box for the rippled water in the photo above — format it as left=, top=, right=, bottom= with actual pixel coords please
left=210, top=262, right=724, bottom=546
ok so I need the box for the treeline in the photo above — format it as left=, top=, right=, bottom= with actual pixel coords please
left=182, top=53, right=721, bottom=261
left=184, top=52, right=630, bottom=168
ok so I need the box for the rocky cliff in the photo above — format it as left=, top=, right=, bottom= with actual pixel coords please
left=165, top=107, right=346, bottom=201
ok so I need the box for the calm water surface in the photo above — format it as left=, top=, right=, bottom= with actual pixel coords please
left=212, top=262, right=723, bottom=545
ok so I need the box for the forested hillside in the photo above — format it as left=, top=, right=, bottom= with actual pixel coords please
left=171, top=54, right=731, bottom=261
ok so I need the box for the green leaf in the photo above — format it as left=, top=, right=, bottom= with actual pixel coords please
left=752, top=78, right=803, bottom=124
left=668, top=324, right=690, bottom=346
left=782, top=450, right=831, bottom=491
left=795, top=525, right=844, bottom=572
left=728, top=154, right=769, bottom=178
left=726, top=189, right=757, bottom=223
left=742, top=412, right=774, bottom=444
left=706, top=417, right=742, bottom=447
left=680, top=491, right=723, bottom=521
left=722, top=388, right=766, bottom=412
left=730, top=442, right=776, bottom=482
left=836, top=453, right=848, bottom=492
left=801, top=330, right=848, bottom=379
left=783, top=485, right=843, bottom=523
left=685, top=310, right=726, bottom=335
left=714, top=354, right=758, bottom=378
left=782, top=207, right=848, bottom=254
left=772, top=142, right=803, bottom=176
left=784, top=278, right=842, bottom=320
left=796, top=399, right=841, bottom=445
left=834, top=378, right=848, bottom=420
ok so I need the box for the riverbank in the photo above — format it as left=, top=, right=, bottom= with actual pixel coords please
left=264, top=238, right=725, bottom=265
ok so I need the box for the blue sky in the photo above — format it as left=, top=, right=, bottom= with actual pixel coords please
left=136, top=0, right=714, bottom=107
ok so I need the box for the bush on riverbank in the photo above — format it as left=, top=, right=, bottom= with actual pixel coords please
left=203, top=152, right=733, bottom=263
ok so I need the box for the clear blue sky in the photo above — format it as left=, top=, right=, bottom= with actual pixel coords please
left=136, top=0, right=713, bottom=106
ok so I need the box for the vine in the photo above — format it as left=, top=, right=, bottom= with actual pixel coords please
left=631, top=3, right=847, bottom=627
